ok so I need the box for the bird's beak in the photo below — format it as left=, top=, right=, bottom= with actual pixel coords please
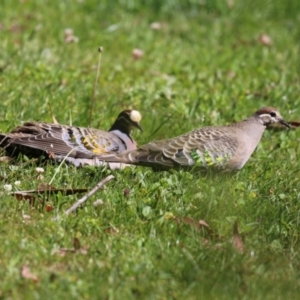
left=135, top=122, right=143, bottom=132
left=279, top=119, right=291, bottom=129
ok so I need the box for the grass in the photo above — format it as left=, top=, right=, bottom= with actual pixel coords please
left=1, top=0, right=300, bottom=298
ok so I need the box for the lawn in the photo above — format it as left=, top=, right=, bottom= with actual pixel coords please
left=0, top=0, right=300, bottom=299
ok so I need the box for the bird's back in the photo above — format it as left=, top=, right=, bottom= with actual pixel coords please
left=105, top=117, right=267, bottom=170
left=1, top=122, right=132, bottom=159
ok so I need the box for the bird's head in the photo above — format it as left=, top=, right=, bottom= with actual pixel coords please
left=254, top=107, right=290, bottom=128
left=109, top=109, right=143, bottom=134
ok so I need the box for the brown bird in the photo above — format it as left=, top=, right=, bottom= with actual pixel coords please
left=0, top=110, right=142, bottom=168
left=95, top=107, right=290, bottom=171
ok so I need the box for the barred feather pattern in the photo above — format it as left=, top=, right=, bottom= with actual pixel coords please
left=0, top=110, right=142, bottom=168
left=97, top=107, right=290, bottom=171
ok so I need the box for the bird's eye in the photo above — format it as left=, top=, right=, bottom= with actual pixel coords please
left=270, top=112, right=276, bottom=117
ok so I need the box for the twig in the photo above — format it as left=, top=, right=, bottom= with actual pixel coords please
left=89, top=46, right=103, bottom=126
left=65, top=175, right=114, bottom=215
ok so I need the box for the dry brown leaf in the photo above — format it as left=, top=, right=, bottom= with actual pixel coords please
left=64, top=28, right=79, bottom=43
left=12, top=185, right=88, bottom=199
left=199, top=220, right=210, bottom=228
left=22, top=214, right=31, bottom=220
left=258, top=34, right=272, bottom=46
left=175, top=217, right=218, bottom=239
left=21, top=265, right=39, bottom=282
left=11, top=183, right=89, bottom=210
left=47, top=151, right=56, bottom=159
left=0, top=156, right=11, bottom=163
left=200, top=238, right=210, bottom=245
left=56, top=237, right=88, bottom=256
left=150, top=22, right=162, bottom=30
left=232, top=221, right=244, bottom=253
left=105, top=227, right=119, bottom=235
left=123, top=189, right=130, bottom=196
left=14, top=192, right=37, bottom=202
left=132, top=48, right=144, bottom=60
left=198, top=219, right=217, bottom=238
left=45, top=204, right=53, bottom=212
left=56, top=247, right=88, bottom=256
left=78, top=246, right=88, bottom=255
left=57, top=248, right=75, bottom=256
left=14, top=193, right=48, bottom=208
left=50, top=187, right=89, bottom=194
left=181, top=217, right=200, bottom=230
left=226, top=70, right=236, bottom=79
left=73, top=237, right=81, bottom=250
left=38, top=183, right=56, bottom=191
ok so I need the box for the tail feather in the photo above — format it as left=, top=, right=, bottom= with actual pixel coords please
left=97, top=149, right=175, bottom=168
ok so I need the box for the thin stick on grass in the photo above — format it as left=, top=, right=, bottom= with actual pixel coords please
left=89, top=46, right=103, bottom=126
left=65, top=174, right=114, bottom=215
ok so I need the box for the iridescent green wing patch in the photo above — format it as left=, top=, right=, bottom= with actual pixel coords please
left=68, top=134, right=78, bottom=145
left=66, top=128, right=80, bottom=146
left=190, top=149, right=231, bottom=168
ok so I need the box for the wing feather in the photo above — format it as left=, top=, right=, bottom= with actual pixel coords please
left=1, top=122, right=129, bottom=159
left=100, top=126, right=239, bottom=169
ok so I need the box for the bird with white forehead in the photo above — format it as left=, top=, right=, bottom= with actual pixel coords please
left=0, top=109, right=142, bottom=169
left=96, top=107, right=290, bottom=171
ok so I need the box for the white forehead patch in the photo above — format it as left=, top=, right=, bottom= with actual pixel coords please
left=130, top=110, right=142, bottom=122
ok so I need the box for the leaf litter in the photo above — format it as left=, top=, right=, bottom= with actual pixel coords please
left=10, top=175, right=114, bottom=213
left=232, top=221, right=244, bottom=253
left=21, top=265, right=39, bottom=282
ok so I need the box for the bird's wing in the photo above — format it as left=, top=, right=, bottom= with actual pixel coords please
left=114, top=126, right=239, bottom=168
left=3, top=122, right=127, bottom=158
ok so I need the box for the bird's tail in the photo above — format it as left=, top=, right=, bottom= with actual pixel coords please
left=96, top=148, right=174, bottom=168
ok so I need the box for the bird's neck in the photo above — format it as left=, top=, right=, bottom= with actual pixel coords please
left=234, top=116, right=266, bottom=140
left=111, top=130, right=136, bottom=150
left=109, top=121, right=132, bottom=137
